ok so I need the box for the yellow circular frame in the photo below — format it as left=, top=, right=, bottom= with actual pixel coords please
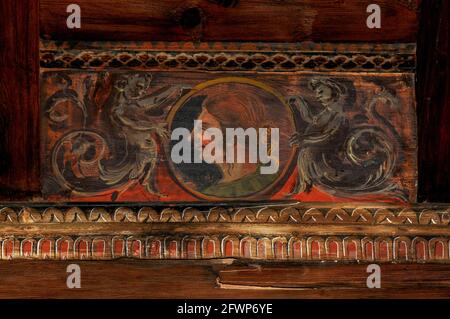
left=166, top=76, right=298, bottom=201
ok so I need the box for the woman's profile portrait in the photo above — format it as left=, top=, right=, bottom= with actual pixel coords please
left=169, top=79, right=296, bottom=199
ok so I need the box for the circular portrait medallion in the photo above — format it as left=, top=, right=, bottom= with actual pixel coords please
left=167, top=77, right=297, bottom=200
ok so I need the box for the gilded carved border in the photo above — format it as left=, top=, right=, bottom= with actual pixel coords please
left=0, top=203, right=449, bottom=262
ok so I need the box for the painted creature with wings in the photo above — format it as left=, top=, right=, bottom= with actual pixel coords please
left=44, top=72, right=184, bottom=198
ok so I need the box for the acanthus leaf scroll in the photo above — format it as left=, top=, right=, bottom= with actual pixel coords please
left=288, top=77, right=406, bottom=201
left=43, top=72, right=184, bottom=197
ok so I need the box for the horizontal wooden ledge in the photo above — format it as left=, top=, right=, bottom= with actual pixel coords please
left=1, top=223, right=450, bottom=237
left=1, top=261, right=450, bottom=298
left=40, top=41, right=417, bottom=53
left=217, top=263, right=450, bottom=290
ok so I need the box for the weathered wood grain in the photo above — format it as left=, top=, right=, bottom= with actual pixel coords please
left=40, top=0, right=420, bottom=42
left=417, top=0, right=450, bottom=202
left=218, top=263, right=450, bottom=290
left=0, top=260, right=449, bottom=298
left=0, top=0, right=40, bottom=199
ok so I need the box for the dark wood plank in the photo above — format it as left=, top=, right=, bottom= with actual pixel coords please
left=218, top=263, right=450, bottom=289
left=0, top=260, right=449, bottom=298
left=0, top=0, right=40, bottom=199
left=40, top=0, right=420, bottom=42
left=417, top=0, right=450, bottom=202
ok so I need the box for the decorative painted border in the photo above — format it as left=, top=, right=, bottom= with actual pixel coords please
left=0, top=203, right=449, bottom=261
left=39, top=41, right=416, bottom=72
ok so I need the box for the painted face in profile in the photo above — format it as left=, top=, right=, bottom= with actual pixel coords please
left=196, top=107, right=221, bottom=147
left=168, top=79, right=295, bottom=199
left=314, top=83, right=334, bottom=106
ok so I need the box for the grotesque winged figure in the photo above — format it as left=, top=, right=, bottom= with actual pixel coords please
left=288, top=77, right=406, bottom=200
left=45, top=72, right=184, bottom=198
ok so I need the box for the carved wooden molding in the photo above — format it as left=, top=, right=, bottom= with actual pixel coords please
left=1, top=203, right=449, bottom=262
left=40, top=41, right=416, bottom=72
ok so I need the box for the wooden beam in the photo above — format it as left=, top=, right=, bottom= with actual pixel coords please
left=40, top=0, right=420, bottom=42
left=0, top=0, right=40, bottom=199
